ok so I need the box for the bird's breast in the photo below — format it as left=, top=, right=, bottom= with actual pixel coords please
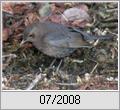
left=34, top=41, right=75, bottom=57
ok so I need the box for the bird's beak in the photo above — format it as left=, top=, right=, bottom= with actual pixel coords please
left=20, top=35, right=33, bottom=46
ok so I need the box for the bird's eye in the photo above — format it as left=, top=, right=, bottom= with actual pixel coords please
left=29, top=34, right=35, bottom=38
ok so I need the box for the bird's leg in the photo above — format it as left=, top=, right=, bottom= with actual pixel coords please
left=49, top=58, right=56, bottom=68
left=56, top=59, right=63, bottom=72
left=49, top=58, right=63, bottom=72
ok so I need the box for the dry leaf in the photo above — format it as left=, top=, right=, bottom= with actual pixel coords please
left=24, top=12, right=40, bottom=26
left=39, top=3, right=52, bottom=17
left=62, top=7, right=90, bottom=22
left=3, top=28, right=10, bottom=41
left=78, top=4, right=89, bottom=12
left=13, top=3, right=27, bottom=14
left=2, top=3, right=13, bottom=14
left=49, top=15, right=61, bottom=23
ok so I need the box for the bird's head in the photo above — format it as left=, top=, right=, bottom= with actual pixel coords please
left=20, top=24, right=38, bottom=46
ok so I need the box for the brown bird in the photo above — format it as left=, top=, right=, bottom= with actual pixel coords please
left=21, top=21, right=112, bottom=58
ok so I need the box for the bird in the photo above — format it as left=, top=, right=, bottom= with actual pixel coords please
left=21, top=21, right=112, bottom=58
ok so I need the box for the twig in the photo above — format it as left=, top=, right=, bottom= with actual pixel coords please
left=85, top=14, right=96, bottom=27
left=106, top=8, right=118, bottom=12
left=72, top=59, right=84, bottom=64
left=55, top=82, right=79, bottom=86
left=90, top=63, right=99, bottom=74
left=107, top=29, right=118, bottom=36
left=2, top=54, right=17, bottom=58
left=3, top=10, right=13, bottom=15
left=58, top=11, right=69, bottom=22
left=26, top=69, right=46, bottom=90
left=87, top=58, right=97, bottom=63
left=2, top=76, right=16, bottom=90
left=2, top=54, right=17, bottom=70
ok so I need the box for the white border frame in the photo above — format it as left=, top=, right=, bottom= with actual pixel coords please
left=0, top=0, right=119, bottom=92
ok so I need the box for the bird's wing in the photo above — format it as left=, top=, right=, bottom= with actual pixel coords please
left=44, top=32, right=92, bottom=48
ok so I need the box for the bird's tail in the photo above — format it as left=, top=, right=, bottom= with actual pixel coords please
left=72, top=27, right=114, bottom=41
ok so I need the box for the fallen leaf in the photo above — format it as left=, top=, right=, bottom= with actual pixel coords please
left=49, top=15, right=61, bottom=23
left=39, top=3, right=52, bottom=17
left=3, top=28, right=10, bottom=41
left=62, top=7, right=90, bottom=22
left=78, top=4, right=89, bottom=12
left=2, top=3, right=13, bottom=14
left=24, top=12, right=40, bottom=26
left=13, top=3, right=27, bottom=14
